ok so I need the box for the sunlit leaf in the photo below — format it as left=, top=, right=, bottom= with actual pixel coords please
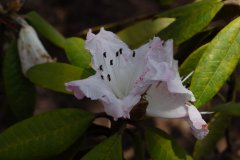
left=26, top=11, right=66, bottom=48
left=146, top=128, right=192, bottom=160
left=190, top=17, right=240, bottom=107
left=117, top=18, right=175, bottom=48
left=26, top=63, right=94, bottom=94
left=3, top=41, right=35, bottom=120
left=179, top=44, right=208, bottom=77
left=157, top=0, right=223, bottom=45
left=0, top=108, right=94, bottom=160
left=81, top=133, right=122, bottom=160
left=64, top=37, right=91, bottom=68
left=193, top=113, right=230, bottom=160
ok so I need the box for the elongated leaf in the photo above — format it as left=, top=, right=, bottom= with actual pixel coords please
left=3, top=41, right=35, bottom=120
left=81, top=133, right=122, bottom=160
left=214, top=102, right=240, bottom=116
left=146, top=128, right=192, bottom=160
left=193, top=113, right=230, bottom=159
left=190, top=17, right=240, bottom=107
left=117, top=18, right=175, bottom=48
left=26, top=11, right=66, bottom=48
left=0, top=108, right=94, bottom=160
left=26, top=63, right=94, bottom=93
left=179, top=44, right=208, bottom=76
left=64, top=37, right=91, bottom=68
left=157, top=0, right=223, bottom=45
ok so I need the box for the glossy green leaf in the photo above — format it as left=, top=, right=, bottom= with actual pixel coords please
left=26, top=11, right=66, bottom=48
left=214, top=102, right=240, bottom=116
left=64, top=37, right=91, bottom=68
left=193, top=113, right=230, bottom=160
left=81, top=133, right=122, bottom=160
left=157, top=0, right=223, bottom=45
left=117, top=18, right=175, bottom=48
left=0, top=108, right=94, bottom=160
left=190, top=17, right=240, bottom=107
left=26, top=63, right=94, bottom=94
left=146, top=128, right=192, bottom=160
left=3, top=41, right=35, bottom=120
left=179, top=44, right=208, bottom=77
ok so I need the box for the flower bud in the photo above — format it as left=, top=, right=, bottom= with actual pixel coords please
left=17, top=20, right=54, bottom=75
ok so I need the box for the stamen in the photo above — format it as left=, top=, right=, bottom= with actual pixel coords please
left=103, top=52, right=107, bottom=58
left=110, top=59, right=113, bottom=65
left=101, top=75, right=104, bottom=80
left=182, top=71, right=194, bottom=83
left=132, top=51, right=136, bottom=57
left=116, top=51, right=119, bottom=57
left=107, top=74, right=111, bottom=81
left=119, top=48, right=122, bottom=55
left=99, top=65, right=103, bottom=71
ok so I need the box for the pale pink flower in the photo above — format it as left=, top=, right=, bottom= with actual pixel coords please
left=66, top=28, right=161, bottom=119
left=146, top=38, right=208, bottom=139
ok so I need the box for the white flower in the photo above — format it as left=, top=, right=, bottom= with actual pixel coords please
left=65, top=28, right=157, bottom=119
left=17, top=19, right=54, bottom=75
left=65, top=28, right=209, bottom=139
left=146, top=38, right=209, bottom=140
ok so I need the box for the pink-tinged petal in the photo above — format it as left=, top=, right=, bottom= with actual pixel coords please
left=143, top=37, right=175, bottom=82
left=166, top=61, right=195, bottom=101
left=65, top=74, right=141, bottom=120
left=146, top=83, right=188, bottom=118
left=148, top=37, right=173, bottom=65
left=65, top=75, right=112, bottom=100
left=101, top=94, right=141, bottom=120
left=185, top=104, right=209, bottom=139
left=146, top=60, right=175, bottom=81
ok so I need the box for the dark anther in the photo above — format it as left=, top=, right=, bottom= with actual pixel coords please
left=103, top=52, right=107, bottom=58
left=119, top=48, right=122, bottom=54
left=110, top=60, right=113, bottom=65
left=99, top=65, right=103, bottom=71
left=132, top=51, right=136, bottom=57
left=101, top=75, right=104, bottom=80
left=116, top=51, right=119, bottom=57
left=107, top=74, right=111, bottom=81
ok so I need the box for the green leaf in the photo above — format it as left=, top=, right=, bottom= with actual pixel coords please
left=26, top=63, right=94, bottom=94
left=146, top=128, right=192, bottom=160
left=26, top=11, right=66, bottom=48
left=179, top=44, right=208, bottom=77
left=0, top=108, right=94, bottom=160
left=190, top=17, right=240, bottom=107
left=81, top=133, right=122, bottom=160
left=157, top=0, right=223, bottom=45
left=64, top=37, right=91, bottom=68
left=117, top=18, right=175, bottom=48
left=193, top=113, right=230, bottom=159
left=214, top=102, right=240, bottom=116
left=3, top=41, right=35, bottom=120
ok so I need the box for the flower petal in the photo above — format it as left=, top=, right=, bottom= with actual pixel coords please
left=166, top=61, right=195, bottom=101
left=18, top=23, right=54, bottom=75
left=101, top=93, right=141, bottom=119
left=65, top=75, right=111, bottom=100
left=144, top=37, right=176, bottom=82
left=185, top=104, right=209, bottom=139
left=85, top=28, right=132, bottom=70
left=146, top=83, right=188, bottom=118
left=65, top=74, right=141, bottom=119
